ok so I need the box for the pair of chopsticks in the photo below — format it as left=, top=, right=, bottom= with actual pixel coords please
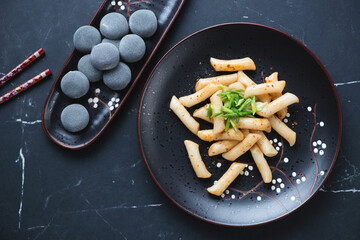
left=0, top=48, right=51, bottom=104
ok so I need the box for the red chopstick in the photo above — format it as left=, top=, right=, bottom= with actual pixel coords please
left=0, top=69, right=51, bottom=104
left=0, top=48, right=45, bottom=87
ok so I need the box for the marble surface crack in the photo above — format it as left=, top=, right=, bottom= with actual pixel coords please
left=334, top=80, right=360, bottom=86
left=244, top=6, right=291, bottom=33
left=82, top=195, right=127, bottom=240
left=320, top=188, right=360, bottom=193
left=65, top=203, right=164, bottom=214
left=15, top=119, right=42, bottom=125
left=17, top=148, right=25, bottom=230
left=44, top=179, right=82, bottom=209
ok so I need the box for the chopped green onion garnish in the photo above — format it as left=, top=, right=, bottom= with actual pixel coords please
left=225, top=118, right=230, bottom=132
left=251, top=96, right=257, bottom=115
left=207, top=104, right=213, bottom=119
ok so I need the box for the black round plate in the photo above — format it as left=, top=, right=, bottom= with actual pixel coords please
left=137, top=23, right=341, bottom=226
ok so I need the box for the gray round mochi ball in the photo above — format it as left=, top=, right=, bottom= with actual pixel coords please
left=90, top=43, right=120, bottom=70
left=73, top=26, right=101, bottom=53
left=61, top=104, right=89, bottom=133
left=119, top=34, right=145, bottom=63
left=100, top=12, right=128, bottom=40
left=102, top=38, right=120, bottom=57
left=61, top=71, right=89, bottom=99
left=103, top=62, right=131, bottom=91
left=129, top=9, right=157, bottom=38
left=77, top=55, right=102, bottom=82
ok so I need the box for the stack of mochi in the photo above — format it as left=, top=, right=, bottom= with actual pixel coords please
left=60, top=10, right=158, bottom=133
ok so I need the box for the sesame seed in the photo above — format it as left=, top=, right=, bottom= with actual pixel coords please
left=244, top=171, right=249, bottom=176
left=93, top=103, right=98, bottom=108
left=320, top=121, right=325, bottom=127
left=225, top=190, right=229, bottom=194
left=322, top=143, right=327, bottom=149
left=320, top=171, right=325, bottom=176
left=319, top=150, right=324, bottom=155
left=313, top=141, right=317, bottom=147
left=274, top=138, right=278, bottom=143
left=276, top=188, right=281, bottom=193
left=280, top=183, right=285, bottom=188
left=301, top=176, right=306, bottom=182
left=276, top=146, right=280, bottom=151
left=231, top=194, right=235, bottom=199
left=307, top=106, right=312, bottom=112
left=291, top=196, right=295, bottom=201
left=292, top=172, right=297, bottom=177
left=278, top=142, right=282, bottom=147
left=277, top=178, right=282, bottom=183
left=257, top=196, right=262, bottom=201
left=221, top=193, right=225, bottom=198
left=314, top=148, right=319, bottom=153
left=216, top=162, right=222, bottom=168
left=286, top=113, right=290, bottom=117
left=93, top=97, right=99, bottom=103
left=317, top=140, right=322, bottom=145
left=272, top=179, right=276, bottom=184
left=284, top=157, right=289, bottom=163
left=271, top=186, right=276, bottom=191
left=284, top=118, right=288, bottom=123
left=248, top=165, right=253, bottom=171
left=296, top=179, right=301, bottom=184
left=270, top=140, right=273, bottom=144
left=88, top=98, right=93, bottom=103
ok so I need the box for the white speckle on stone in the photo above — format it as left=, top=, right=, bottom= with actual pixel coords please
left=248, top=165, right=253, bottom=171
left=272, top=179, right=276, bottom=184
left=271, top=185, right=276, bottom=191
left=284, top=157, right=289, bottom=163
left=319, top=150, right=324, bottom=155
left=320, top=171, right=325, bottom=176
left=280, top=183, right=285, bottom=188
left=291, top=196, right=296, bottom=201
left=322, top=143, right=327, bottom=149
left=313, top=141, right=317, bottom=147
left=286, top=113, right=290, bottom=117
left=276, top=188, right=281, bottom=193
left=273, top=138, right=278, bottom=143
left=284, top=118, right=288, bottom=123
left=216, top=162, right=222, bottom=168
left=278, top=142, right=282, bottom=147
left=292, top=172, right=297, bottom=177
left=93, top=103, right=98, bottom=108
left=88, top=98, right=93, bottom=103
left=276, top=146, right=280, bottom=151
left=307, top=106, right=312, bottom=112
left=314, top=148, right=319, bottom=153
left=243, top=15, right=249, bottom=19
left=110, top=106, right=114, bottom=111
left=277, top=178, right=282, bottom=183
left=301, top=176, right=306, bottom=182
left=225, top=190, right=230, bottom=194
left=296, top=179, right=301, bottom=184
left=270, top=140, right=273, bottom=144
left=317, top=140, right=322, bottom=145
left=93, top=97, right=99, bottom=103
left=231, top=194, right=235, bottom=199
left=221, top=193, right=225, bottom=198
left=244, top=171, right=249, bottom=176
left=320, top=121, right=325, bottom=127
left=257, top=196, right=262, bottom=201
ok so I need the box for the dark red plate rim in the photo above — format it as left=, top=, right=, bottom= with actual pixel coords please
left=137, top=22, right=342, bottom=227
left=41, top=0, right=186, bottom=150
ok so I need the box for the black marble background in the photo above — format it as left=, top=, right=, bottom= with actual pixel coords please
left=0, top=0, right=359, bottom=239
